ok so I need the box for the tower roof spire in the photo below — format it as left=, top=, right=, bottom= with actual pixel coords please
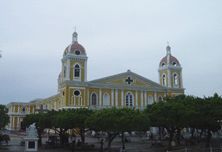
left=166, top=41, right=171, bottom=55
left=72, top=27, right=78, bottom=43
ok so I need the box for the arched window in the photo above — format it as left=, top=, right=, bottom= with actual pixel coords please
left=64, top=66, right=67, bottom=78
left=103, top=93, right=110, bottom=105
left=158, top=96, right=163, bottom=102
left=161, top=63, right=165, bottom=67
left=22, top=107, right=26, bottom=114
left=162, top=74, right=166, bottom=86
left=74, top=64, right=80, bottom=77
left=172, top=62, right=177, bottom=66
left=148, top=95, right=153, bottom=105
left=92, top=93, right=97, bottom=106
left=173, top=74, right=178, bottom=85
left=125, top=92, right=133, bottom=106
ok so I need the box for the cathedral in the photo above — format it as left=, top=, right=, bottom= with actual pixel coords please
left=6, top=31, right=185, bottom=131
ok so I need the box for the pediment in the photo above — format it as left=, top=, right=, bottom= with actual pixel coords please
left=89, top=71, right=164, bottom=88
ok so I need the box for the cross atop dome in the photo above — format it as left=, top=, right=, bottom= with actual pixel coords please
left=166, top=42, right=171, bottom=55
left=72, top=28, right=78, bottom=43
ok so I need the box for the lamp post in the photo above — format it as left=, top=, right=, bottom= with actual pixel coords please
left=70, top=133, right=76, bottom=152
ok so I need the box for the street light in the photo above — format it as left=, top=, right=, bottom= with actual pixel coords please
left=70, top=133, right=76, bottom=152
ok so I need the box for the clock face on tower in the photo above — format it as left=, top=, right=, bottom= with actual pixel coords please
left=75, top=50, right=80, bottom=55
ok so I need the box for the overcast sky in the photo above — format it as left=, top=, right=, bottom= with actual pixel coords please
left=0, top=0, right=222, bottom=105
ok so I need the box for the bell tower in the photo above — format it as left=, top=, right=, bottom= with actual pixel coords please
left=158, top=45, right=183, bottom=89
left=61, top=31, right=88, bottom=82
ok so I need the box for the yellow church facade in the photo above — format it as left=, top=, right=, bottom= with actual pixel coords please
left=6, top=31, right=184, bottom=131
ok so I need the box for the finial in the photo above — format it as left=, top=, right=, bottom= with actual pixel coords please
left=72, top=28, right=78, bottom=43
left=167, top=41, right=169, bottom=46
left=74, top=26, right=77, bottom=32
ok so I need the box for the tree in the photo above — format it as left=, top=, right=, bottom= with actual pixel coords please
left=0, top=105, right=10, bottom=130
left=118, top=108, right=150, bottom=150
left=65, top=108, right=93, bottom=148
left=86, top=107, right=150, bottom=151
left=0, top=134, right=10, bottom=149
left=145, top=97, right=187, bottom=150
left=85, top=107, right=121, bottom=151
left=50, top=109, right=70, bottom=146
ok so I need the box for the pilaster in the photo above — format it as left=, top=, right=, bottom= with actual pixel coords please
left=141, top=91, right=143, bottom=106
left=180, top=70, right=183, bottom=88
left=115, top=89, right=118, bottom=106
left=84, top=60, right=87, bottom=82
left=121, top=90, right=124, bottom=106
left=168, top=69, right=171, bottom=88
left=144, top=91, right=147, bottom=106
left=87, top=88, right=89, bottom=106
left=154, top=92, right=157, bottom=102
left=135, top=90, right=138, bottom=106
left=99, top=88, right=102, bottom=105
left=111, top=89, right=114, bottom=106
left=67, top=58, right=70, bottom=80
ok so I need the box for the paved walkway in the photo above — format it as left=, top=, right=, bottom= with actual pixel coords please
left=1, top=133, right=167, bottom=152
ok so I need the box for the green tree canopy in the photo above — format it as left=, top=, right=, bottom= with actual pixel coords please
left=0, top=105, right=9, bottom=130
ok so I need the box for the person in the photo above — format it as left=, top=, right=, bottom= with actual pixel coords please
left=99, top=139, right=104, bottom=152
left=77, top=139, right=81, bottom=147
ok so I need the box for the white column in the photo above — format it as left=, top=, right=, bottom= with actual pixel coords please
left=111, top=89, right=114, bottom=106
left=180, top=70, right=183, bottom=88
left=13, top=105, right=15, bottom=113
left=9, top=116, right=12, bottom=130
left=141, top=91, right=143, bottom=106
left=84, top=60, right=87, bottom=82
left=144, top=91, right=147, bottom=106
left=67, top=58, right=70, bottom=80
left=87, top=88, right=89, bottom=106
left=168, top=69, right=171, bottom=87
left=121, top=90, right=124, bottom=106
left=135, top=90, right=138, bottom=106
left=164, top=92, right=166, bottom=98
left=17, top=116, right=19, bottom=129
left=99, top=88, right=102, bottom=105
left=154, top=91, right=157, bottom=102
left=115, top=89, right=118, bottom=106
left=18, top=105, right=20, bottom=113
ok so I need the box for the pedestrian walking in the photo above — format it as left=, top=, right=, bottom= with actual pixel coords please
left=99, top=139, right=104, bottom=152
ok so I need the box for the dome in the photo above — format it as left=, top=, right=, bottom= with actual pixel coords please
left=63, top=32, right=86, bottom=57
left=159, top=45, right=180, bottom=67
left=58, top=72, right=62, bottom=79
left=159, top=55, right=180, bottom=67
left=63, top=42, right=86, bottom=56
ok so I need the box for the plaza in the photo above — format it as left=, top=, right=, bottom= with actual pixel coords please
left=2, top=131, right=168, bottom=152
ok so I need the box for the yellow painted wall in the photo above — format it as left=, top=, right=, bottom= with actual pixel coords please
left=118, top=90, right=121, bottom=106
left=14, top=117, right=17, bottom=129
left=138, top=91, right=141, bottom=106
left=15, top=105, right=18, bottom=113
